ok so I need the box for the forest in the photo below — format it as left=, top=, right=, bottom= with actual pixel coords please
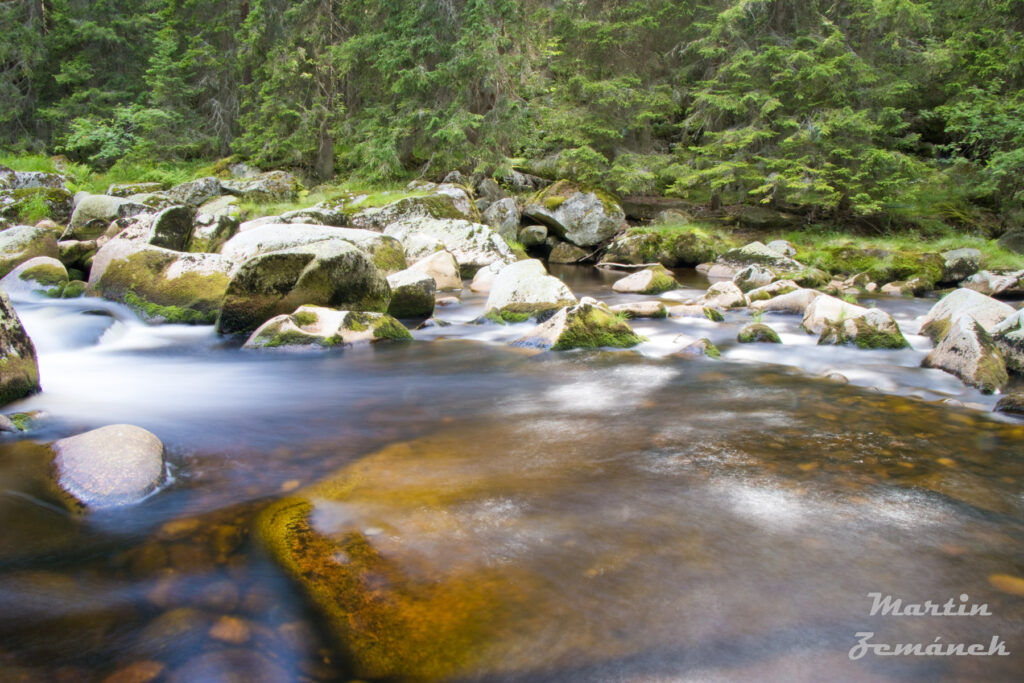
left=3, top=0, right=1023, bottom=232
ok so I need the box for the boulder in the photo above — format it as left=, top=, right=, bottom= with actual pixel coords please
left=0, top=168, right=65, bottom=191
left=693, top=281, right=746, bottom=309
left=518, top=224, right=547, bottom=247
left=717, top=241, right=803, bottom=271
left=383, top=217, right=514, bottom=276
left=608, top=301, right=668, bottom=319
left=165, top=177, right=221, bottom=207
left=220, top=171, right=299, bottom=203
left=940, top=248, right=982, bottom=283
left=195, top=195, right=241, bottom=218
left=216, top=240, right=390, bottom=335
left=765, top=240, right=797, bottom=257
left=991, top=310, right=1024, bottom=373
left=89, top=240, right=233, bottom=324
left=750, top=288, right=819, bottom=315
left=612, top=264, right=678, bottom=295
left=997, top=228, right=1024, bottom=254
left=244, top=306, right=411, bottom=349
left=0, top=256, right=68, bottom=298
left=880, top=281, right=915, bottom=297
left=922, top=317, right=1008, bottom=394
left=600, top=228, right=719, bottom=267
left=468, top=261, right=504, bottom=294
left=0, top=290, right=40, bottom=406
left=57, top=239, right=97, bottom=270
left=522, top=180, right=625, bottom=247
left=732, top=264, right=776, bottom=292
left=818, top=308, right=910, bottom=349
left=484, top=260, right=577, bottom=321
left=548, top=241, right=589, bottom=264
left=962, top=270, right=1023, bottom=298
left=147, top=206, right=195, bottom=251
left=0, top=225, right=60, bottom=277
left=737, top=323, right=782, bottom=344
left=68, top=194, right=148, bottom=234
left=107, top=182, right=165, bottom=197
left=278, top=205, right=347, bottom=227
left=407, top=250, right=462, bottom=291
left=49, top=425, right=165, bottom=510
left=386, top=270, right=436, bottom=318
left=348, top=187, right=479, bottom=231
left=511, top=300, right=643, bottom=350
left=482, top=198, right=520, bottom=242
left=746, top=279, right=799, bottom=302
left=918, top=288, right=1015, bottom=342
left=801, top=295, right=868, bottom=335
left=220, top=224, right=407, bottom=274
left=188, top=214, right=239, bottom=253
left=0, top=187, right=74, bottom=224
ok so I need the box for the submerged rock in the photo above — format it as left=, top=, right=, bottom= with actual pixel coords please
left=386, top=270, right=436, bottom=318
left=0, top=225, right=60, bottom=278
left=50, top=424, right=166, bottom=510
left=244, top=306, right=412, bottom=349
left=522, top=180, right=625, bottom=247
left=611, top=264, right=678, bottom=295
left=216, top=239, right=391, bottom=335
left=511, top=300, right=643, bottom=350
left=672, top=337, right=721, bottom=359
left=922, top=317, right=1008, bottom=394
left=818, top=308, right=910, bottom=349
left=0, top=290, right=40, bottom=406
left=918, top=288, right=1015, bottom=342
left=89, top=240, right=232, bottom=324
left=737, top=323, right=782, bottom=344
left=484, top=260, right=576, bottom=322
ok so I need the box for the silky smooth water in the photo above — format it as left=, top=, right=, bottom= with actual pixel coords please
left=0, top=269, right=1021, bottom=682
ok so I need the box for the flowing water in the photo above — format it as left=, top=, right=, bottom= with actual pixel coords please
left=0, top=267, right=1021, bottom=682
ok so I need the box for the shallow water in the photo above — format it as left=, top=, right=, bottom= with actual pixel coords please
left=0, top=269, right=1022, bottom=682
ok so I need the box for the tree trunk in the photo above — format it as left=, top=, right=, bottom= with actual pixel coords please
left=315, top=122, right=334, bottom=180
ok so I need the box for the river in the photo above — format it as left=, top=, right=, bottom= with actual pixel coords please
left=0, top=266, right=1021, bottom=681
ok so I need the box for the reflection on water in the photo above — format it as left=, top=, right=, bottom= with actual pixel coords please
left=0, top=279, right=1020, bottom=681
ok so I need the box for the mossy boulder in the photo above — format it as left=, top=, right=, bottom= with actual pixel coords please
left=994, top=392, right=1024, bottom=416
left=512, top=300, right=643, bottom=350
left=600, top=227, right=721, bottom=267
left=548, top=241, right=589, bottom=264
left=106, top=182, right=165, bottom=197
left=522, top=180, right=625, bottom=247
left=940, top=248, right=982, bottom=283
left=800, top=294, right=868, bottom=335
left=407, top=250, right=462, bottom=291
left=803, top=245, right=944, bottom=289
left=672, top=337, right=721, bottom=359
left=383, top=217, right=515, bottom=277
left=918, top=289, right=1014, bottom=342
left=220, top=171, right=299, bottom=203
left=244, top=306, right=412, bottom=349
left=57, top=239, right=97, bottom=271
left=611, top=264, right=678, bottom=295
left=165, top=177, right=221, bottom=207
left=717, top=241, right=803, bottom=271
left=991, top=310, right=1024, bottom=373
left=188, top=214, right=239, bottom=254
left=0, top=256, right=68, bottom=298
left=693, top=281, right=746, bottom=309
left=89, top=240, right=232, bottom=324
left=732, top=264, right=777, bottom=293
left=737, top=323, right=782, bottom=344
left=348, top=187, right=480, bottom=231
left=484, top=259, right=577, bottom=320
left=996, top=227, right=1024, bottom=254
left=0, top=290, right=40, bottom=407
left=216, top=240, right=391, bottom=335
left=746, top=279, right=799, bottom=303
left=818, top=308, right=910, bottom=349
left=220, top=224, right=407, bottom=275
left=667, top=304, right=725, bottom=322
left=49, top=424, right=166, bottom=511
left=922, top=316, right=1008, bottom=394
left=0, top=187, right=74, bottom=224
left=147, top=206, right=195, bottom=251
left=609, top=301, right=668, bottom=319
left=386, top=270, right=436, bottom=318
left=0, top=225, right=60, bottom=278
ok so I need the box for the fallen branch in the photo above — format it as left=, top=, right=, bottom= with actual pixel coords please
left=595, top=262, right=660, bottom=270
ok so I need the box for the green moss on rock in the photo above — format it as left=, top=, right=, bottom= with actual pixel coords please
left=551, top=305, right=645, bottom=351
